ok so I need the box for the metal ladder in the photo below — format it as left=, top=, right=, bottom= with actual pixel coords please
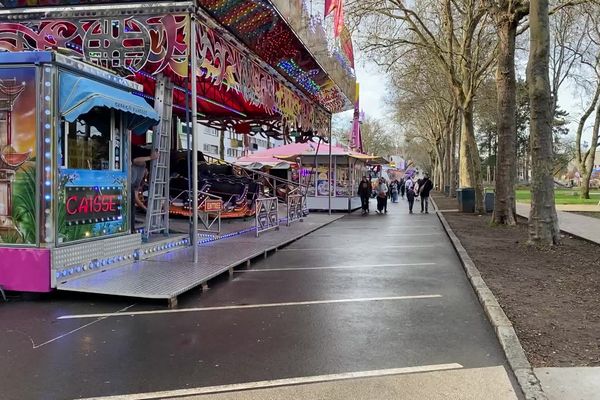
left=144, top=75, right=174, bottom=241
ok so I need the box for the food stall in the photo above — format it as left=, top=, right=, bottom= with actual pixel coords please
left=0, top=51, right=159, bottom=292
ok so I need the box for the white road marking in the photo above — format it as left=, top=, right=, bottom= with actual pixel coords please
left=57, top=295, right=442, bottom=320
left=237, top=262, right=437, bottom=272
left=78, top=363, right=464, bottom=400
left=309, top=233, right=442, bottom=237
left=8, top=304, right=136, bottom=349
left=279, top=244, right=439, bottom=251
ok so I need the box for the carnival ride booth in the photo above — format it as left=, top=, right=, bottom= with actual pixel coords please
left=166, top=150, right=262, bottom=219
left=235, top=142, right=384, bottom=212
left=0, top=51, right=160, bottom=293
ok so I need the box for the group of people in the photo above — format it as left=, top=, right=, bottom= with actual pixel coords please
left=357, top=174, right=433, bottom=215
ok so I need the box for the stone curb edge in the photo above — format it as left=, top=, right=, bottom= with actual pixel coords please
left=431, top=198, right=547, bottom=400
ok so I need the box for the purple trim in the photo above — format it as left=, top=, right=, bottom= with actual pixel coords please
left=0, top=248, right=51, bottom=292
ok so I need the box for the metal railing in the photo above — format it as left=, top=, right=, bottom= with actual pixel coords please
left=203, top=153, right=308, bottom=202
left=198, top=190, right=222, bottom=235
left=286, top=193, right=304, bottom=226
left=255, top=197, right=279, bottom=237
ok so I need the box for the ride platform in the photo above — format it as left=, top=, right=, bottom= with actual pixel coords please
left=57, top=213, right=342, bottom=307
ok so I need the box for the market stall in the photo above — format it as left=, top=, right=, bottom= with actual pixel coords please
left=0, top=51, right=159, bottom=292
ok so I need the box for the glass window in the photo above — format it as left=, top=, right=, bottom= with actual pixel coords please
left=60, top=107, right=119, bottom=170
left=203, top=144, right=218, bottom=155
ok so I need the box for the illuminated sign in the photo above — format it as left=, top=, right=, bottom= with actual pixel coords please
left=65, top=186, right=123, bottom=225
left=205, top=199, right=223, bottom=212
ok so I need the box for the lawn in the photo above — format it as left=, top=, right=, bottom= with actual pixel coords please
left=516, top=189, right=600, bottom=205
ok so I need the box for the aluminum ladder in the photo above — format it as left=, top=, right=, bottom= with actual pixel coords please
left=144, top=75, right=174, bottom=241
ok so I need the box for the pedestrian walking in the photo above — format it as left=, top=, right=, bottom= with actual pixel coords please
left=375, top=178, right=388, bottom=214
left=358, top=176, right=372, bottom=215
left=419, top=173, right=434, bottom=213
left=399, top=177, right=406, bottom=199
left=390, top=179, right=399, bottom=203
left=405, top=175, right=416, bottom=214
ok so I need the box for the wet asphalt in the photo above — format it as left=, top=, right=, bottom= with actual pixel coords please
left=0, top=198, right=517, bottom=400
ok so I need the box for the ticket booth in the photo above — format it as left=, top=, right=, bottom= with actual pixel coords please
left=0, top=51, right=159, bottom=292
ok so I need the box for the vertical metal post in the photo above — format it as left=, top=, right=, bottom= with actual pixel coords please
left=328, top=116, right=332, bottom=215
left=191, top=21, right=199, bottom=262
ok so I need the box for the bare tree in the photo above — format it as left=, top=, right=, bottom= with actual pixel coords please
left=568, top=5, right=600, bottom=198
left=527, top=0, right=560, bottom=244
left=347, top=0, right=497, bottom=212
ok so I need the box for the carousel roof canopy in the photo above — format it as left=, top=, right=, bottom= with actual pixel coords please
left=0, top=1, right=354, bottom=137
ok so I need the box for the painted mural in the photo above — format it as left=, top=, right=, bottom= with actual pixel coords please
left=0, top=67, right=37, bottom=245
left=57, top=169, right=128, bottom=244
left=0, top=14, right=334, bottom=134
left=0, top=1, right=140, bottom=7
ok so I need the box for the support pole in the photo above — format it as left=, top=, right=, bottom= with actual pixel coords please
left=328, top=116, right=332, bottom=215
left=191, top=21, right=199, bottom=262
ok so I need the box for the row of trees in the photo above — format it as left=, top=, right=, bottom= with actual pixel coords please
left=347, top=0, right=600, bottom=245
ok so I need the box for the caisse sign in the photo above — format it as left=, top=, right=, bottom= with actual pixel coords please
left=65, top=186, right=123, bottom=225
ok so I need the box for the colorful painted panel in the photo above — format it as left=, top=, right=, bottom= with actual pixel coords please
left=1, top=0, right=139, bottom=6
left=0, top=15, right=189, bottom=77
left=0, top=67, right=37, bottom=245
left=196, top=22, right=332, bottom=133
left=57, top=169, right=128, bottom=244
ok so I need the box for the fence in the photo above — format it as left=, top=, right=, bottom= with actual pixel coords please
left=255, top=197, right=279, bottom=237
left=286, top=194, right=305, bottom=226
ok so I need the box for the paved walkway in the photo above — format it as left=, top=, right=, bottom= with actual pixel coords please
left=1, top=199, right=519, bottom=400
left=516, top=203, right=600, bottom=244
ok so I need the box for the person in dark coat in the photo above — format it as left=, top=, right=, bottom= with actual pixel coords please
left=131, top=145, right=158, bottom=232
left=357, top=176, right=372, bottom=214
left=399, top=177, right=406, bottom=199
left=418, top=173, right=434, bottom=214
left=405, top=175, right=416, bottom=214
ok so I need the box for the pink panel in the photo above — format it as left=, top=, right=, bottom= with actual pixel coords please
left=0, top=247, right=51, bottom=292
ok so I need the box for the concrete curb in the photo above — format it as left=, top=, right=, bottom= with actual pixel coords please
left=432, top=198, right=547, bottom=400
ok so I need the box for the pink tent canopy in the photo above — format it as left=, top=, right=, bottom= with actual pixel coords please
left=235, top=142, right=388, bottom=167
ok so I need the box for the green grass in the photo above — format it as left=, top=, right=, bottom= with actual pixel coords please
left=516, top=189, right=600, bottom=205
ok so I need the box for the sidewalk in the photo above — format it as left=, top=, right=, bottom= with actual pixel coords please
left=515, top=203, right=600, bottom=244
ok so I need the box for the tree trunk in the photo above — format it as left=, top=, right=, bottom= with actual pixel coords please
left=582, top=101, right=600, bottom=198
left=575, top=84, right=600, bottom=199
left=493, top=17, right=518, bottom=225
left=459, top=103, right=485, bottom=213
left=450, top=111, right=459, bottom=197
left=527, top=0, right=560, bottom=245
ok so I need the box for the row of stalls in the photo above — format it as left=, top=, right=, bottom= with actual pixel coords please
left=235, top=142, right=387, bottom=212
left=0, top=0, right=356, bottom=294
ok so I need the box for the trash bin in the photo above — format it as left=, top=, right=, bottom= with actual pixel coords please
left=484, top=190, right=495, bottom=213
left=457, top=187, right=475, bottom=213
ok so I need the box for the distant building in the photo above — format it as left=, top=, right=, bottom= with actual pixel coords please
left=176, top=123, right=284, bottom=163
